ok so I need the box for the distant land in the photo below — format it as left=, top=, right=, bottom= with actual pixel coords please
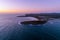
left=17, top=13, right=60, bottom=19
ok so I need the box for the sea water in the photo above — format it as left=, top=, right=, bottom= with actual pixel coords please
left=0, top=14, right=60, bottom=40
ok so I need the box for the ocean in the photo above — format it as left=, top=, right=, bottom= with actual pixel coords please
left=0, top=14, right=60, bottom=40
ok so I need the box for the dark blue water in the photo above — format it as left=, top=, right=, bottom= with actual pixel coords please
left=0, top=14, right=60, bottom=40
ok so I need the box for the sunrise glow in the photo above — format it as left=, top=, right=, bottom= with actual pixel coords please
left=0, top=0, right=60, bottom=14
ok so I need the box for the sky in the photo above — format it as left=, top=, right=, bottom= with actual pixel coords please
left=0, top=0, right=60, bottom=13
